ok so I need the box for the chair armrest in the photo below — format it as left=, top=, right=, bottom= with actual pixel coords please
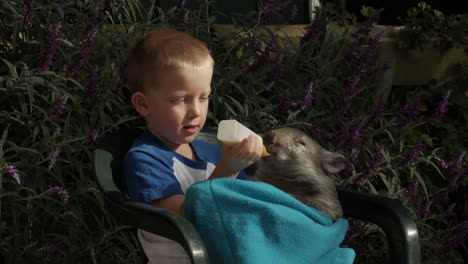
left=94, top=149, right=210, bottom=264
left=105, top=192, right=210, bottom=264
left=338, top=188, right=421, bottom=264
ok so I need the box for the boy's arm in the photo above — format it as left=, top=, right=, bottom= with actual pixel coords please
left=147, top=135, right=263, bottom=217
left=149, top=194, right=186, bottom=217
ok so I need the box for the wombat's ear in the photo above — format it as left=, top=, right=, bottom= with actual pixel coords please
left=322, top=152, right=346, bottom=175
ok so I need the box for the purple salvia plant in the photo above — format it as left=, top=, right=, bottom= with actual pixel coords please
left=46, top=186, right=70, bottom=204
left=395, top=94, right=421, bottom=131
left=273, top=89, right=292, bottom=113
left=333, top=120, right=353, bottom=148
left=309, top=123, right=334, bottom=142
left=394, top=136, right=425, bottom=168
left=435, top=191, right=449, bottom=205
left=55, top=3, right=64, bottom=17
left=167, top=0, right=188, bottom=21
left=356, top=146, right=384, bottom=183
left=441, top=203, right=456, bottom=217
left=4, top=165, right=21, bottom=184
left=437, top=220, right=468, bottom=256
left=47, top=146, right=62, bottom=170
left=301, top=10, right=330, bottom=45
left=403, top=180, right=420, bottom=198
left=448, top=169, right=467, bottom=193
left=299, top=82, right=315, bottom=110
left=83, top=65, right=99, bottom=104
left=345, top=149, right=360, bottom=174
left=416, top=200, right=433, bottom=216
left=249, top=36, right=263, bottom=54
left=441, top=152, right=466, bottom=174
left=258, top=0, right=281, bottom=25
left=245, top=35, right=278, bottom=72
left=343, top=220, right=366, bottom=244
left=50, top=95, right=69, bottom=119
left=264, top=55, right=285, bottom=89
left=88, top=129, right=100, bottom=143
left=180, top=11, right=191, bottom=32
left=36, top=23, right=61, bottom=73
left=66, top=3, right=101, bottom=78
left=23, top=0, right=35, bottom=25
left=287, top=4, right=298, bottom=24
left=349, top=118, right=368, bottom=146
left=38, top=243, right=59, bottom=258
left=330, top=76, right=360, bottom=117
left=429, top=90, right=451, bottom=124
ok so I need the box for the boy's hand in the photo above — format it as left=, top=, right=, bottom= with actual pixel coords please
left=211, top=135, right=263, bottom=178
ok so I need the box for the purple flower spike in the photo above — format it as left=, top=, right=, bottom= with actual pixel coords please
left=273, top=89, right=292, bottom=113
left=345, top=150, right=360, bottom=174
left=46, top=186, right=70, bottom=204
left=47, top=147, right=62, bottom=170
left=356, top=146, right=384, bottom=182
left=394, top=136, right=425, bottom=168
left=38, top=243, right=59, bottom=258
left=448, top=169, right=467, bottom=193
left=264, top=55, right=285, bottom=89
left=442, top=203, right=456, bottom=217
left=396, top=94, right=421, bottom=131
left=36, top=23, right=61, bottom=73
left=181, top=11, right=191, bottom=32
left=50, top=95, right=69, bottom=119
left=4, top=165, right=21, bottom=184
left=88, top=129, right=101, bottom=142
left=300, top=82, right=315, bottom=110
left=403, top=180, right=420, bottom=198
left=429, top=90, right=451, bottom=124
left=301, top=11, right=330, bottom=45
left=23, top=0, right=36, bottom=25
left=416, top=200, right=433, bottom=216
left=66, top=27, right=97, bottom=78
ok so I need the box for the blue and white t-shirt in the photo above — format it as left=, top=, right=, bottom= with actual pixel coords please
left=122, top=129, right=248, bottom=264
left=123, top=129, right=248, bottom=203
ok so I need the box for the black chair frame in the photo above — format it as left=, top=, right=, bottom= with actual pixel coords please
left=94, top=127, right=421, bottom=264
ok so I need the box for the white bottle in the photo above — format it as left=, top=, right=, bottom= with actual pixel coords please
left=217, top=119, right=270, bottom=156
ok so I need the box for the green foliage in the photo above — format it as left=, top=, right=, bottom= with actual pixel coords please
left=396, top=2, right=468, bottom=51
left=0, top=0, right=466, bottom=263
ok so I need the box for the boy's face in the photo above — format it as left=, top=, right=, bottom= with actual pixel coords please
left=132, top=66, right=213, bottom=150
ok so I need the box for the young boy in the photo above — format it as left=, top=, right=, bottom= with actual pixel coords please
left=122, top=30, right=263, bottom=264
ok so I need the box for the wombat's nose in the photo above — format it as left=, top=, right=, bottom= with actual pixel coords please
left=262, top=131, right=276, bottom=145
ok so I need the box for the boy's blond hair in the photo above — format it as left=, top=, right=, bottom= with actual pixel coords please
left=127, top=30, right=214, bottom=93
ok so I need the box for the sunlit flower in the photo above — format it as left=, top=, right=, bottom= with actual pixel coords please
left=47, top=147, right=62, bottom=170
left=4, top=165, right=21, bottom=184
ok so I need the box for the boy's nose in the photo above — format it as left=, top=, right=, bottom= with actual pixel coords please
left=188, top=101, right=201, bottom=117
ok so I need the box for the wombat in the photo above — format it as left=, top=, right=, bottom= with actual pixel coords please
left=250, top=127, right=346, bottom=221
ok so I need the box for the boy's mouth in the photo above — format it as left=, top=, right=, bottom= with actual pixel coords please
left=183, top=125, right=199, bottom=134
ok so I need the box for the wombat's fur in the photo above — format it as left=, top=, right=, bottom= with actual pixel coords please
left=250, top=127, right=346, bottom=221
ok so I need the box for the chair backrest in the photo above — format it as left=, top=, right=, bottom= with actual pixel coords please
left=96, top=127, right=143, bottom=193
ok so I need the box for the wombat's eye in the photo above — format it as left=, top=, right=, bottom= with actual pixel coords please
left=294, top=136, right=307, bottom=146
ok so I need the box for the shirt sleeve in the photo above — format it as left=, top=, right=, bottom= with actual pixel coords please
left=123, top=150, right=183, bottom=203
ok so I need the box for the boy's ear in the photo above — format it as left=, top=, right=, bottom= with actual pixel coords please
left=131, top=92, right=149, bottom=117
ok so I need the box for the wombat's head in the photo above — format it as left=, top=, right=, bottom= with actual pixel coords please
left=260, top=127, right=346, bottom=176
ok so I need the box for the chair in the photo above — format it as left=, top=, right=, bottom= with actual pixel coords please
left=94, top=127, right=421, bottom=264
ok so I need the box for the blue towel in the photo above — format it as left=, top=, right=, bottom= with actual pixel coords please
left=185, top=178, right=355, bottom=264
